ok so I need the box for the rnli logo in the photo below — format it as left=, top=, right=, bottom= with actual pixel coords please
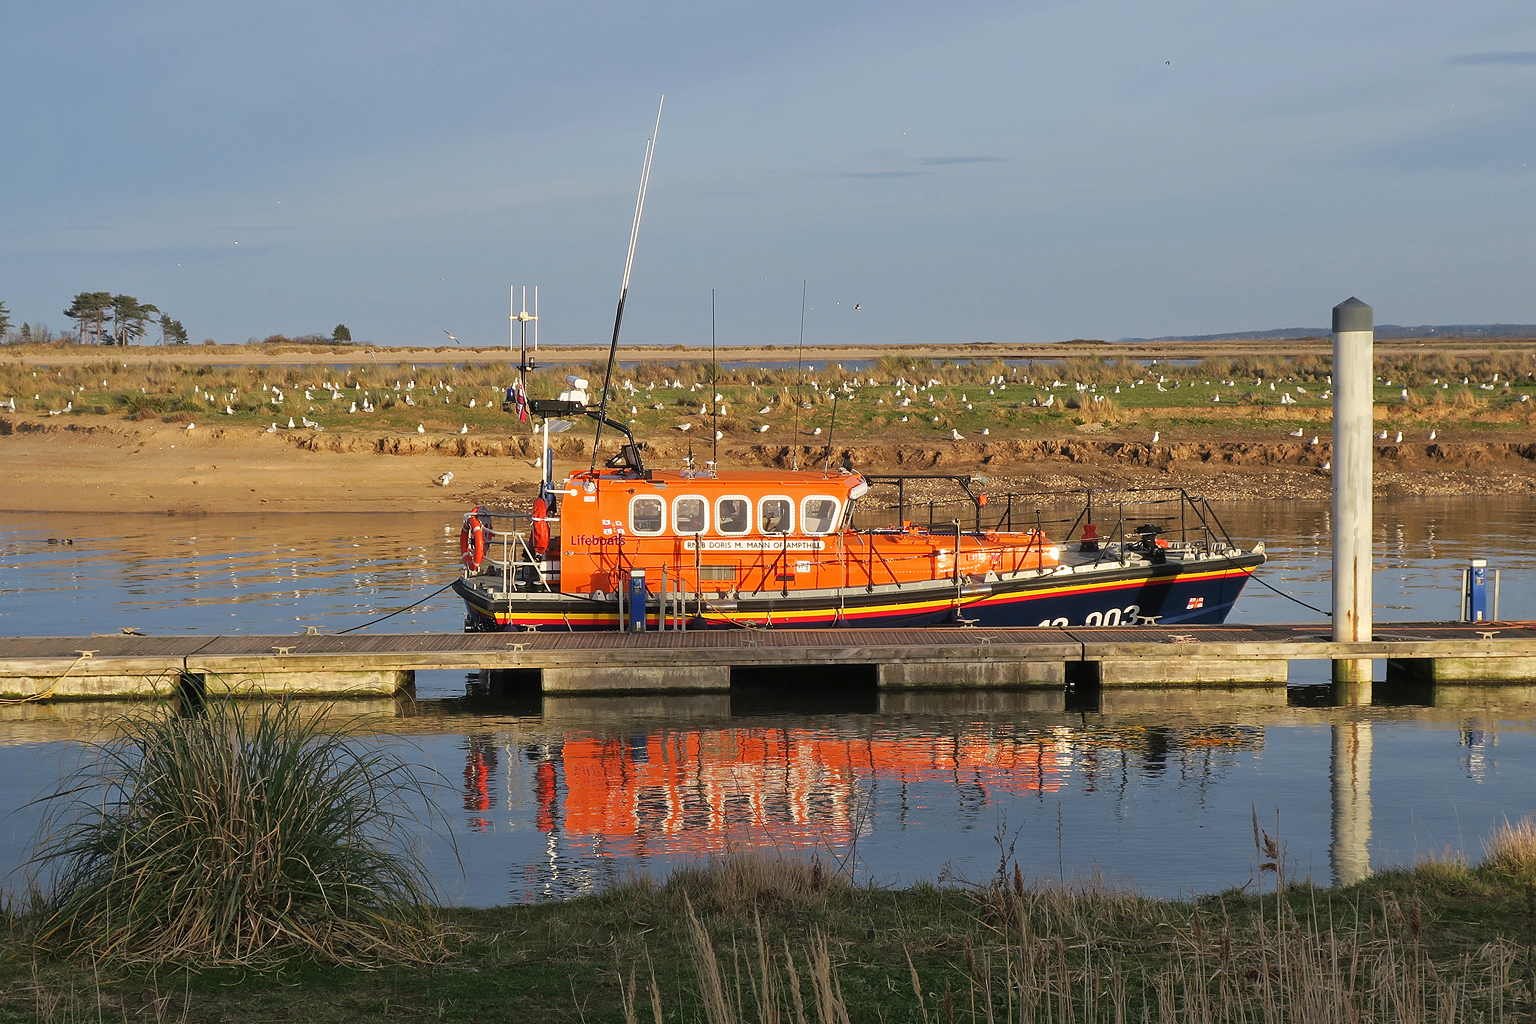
left=1186, top=597, right=1205, bottom=609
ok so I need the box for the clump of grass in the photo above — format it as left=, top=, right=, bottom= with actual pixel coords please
left=1482, top=816, right=1536, bottom=875
left=26, top=701, right=440, bottom=969
left=660, top=853, right=847, bottom=915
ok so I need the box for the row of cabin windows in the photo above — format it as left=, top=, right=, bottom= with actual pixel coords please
left=628, top=495, right=842, bottom=537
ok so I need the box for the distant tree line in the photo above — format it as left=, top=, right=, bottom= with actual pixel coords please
left=2, top=294, right=350, bottom=346
left=61, top=292, right=186, bottom=345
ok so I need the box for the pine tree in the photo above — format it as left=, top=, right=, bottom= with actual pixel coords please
left=64, top=292, right=113, bottom=343
left=160, top=313, right=188, bottom=345
left=0, top=301, right=10, bottom=340
left=332, top=324, right=352, bottom=343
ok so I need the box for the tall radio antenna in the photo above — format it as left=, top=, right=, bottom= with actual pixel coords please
left=710, top=289, right=719, bottom=472
left=792, top=280, right=806, bottom=470
left=511, top=285, right=538, bottom=371
left=592, top=96, right=664, bottom=473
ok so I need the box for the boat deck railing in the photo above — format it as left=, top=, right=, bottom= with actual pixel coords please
left=466, top=510, right=549, bottom=593
left=851, top=481, right=1241, bottom=559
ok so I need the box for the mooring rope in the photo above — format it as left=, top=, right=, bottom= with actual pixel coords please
left=329, top=580, right=462, bottom=635
left=0, top=650, right=96, bottom=705
left=1242, top=568, right=1332, bottom=618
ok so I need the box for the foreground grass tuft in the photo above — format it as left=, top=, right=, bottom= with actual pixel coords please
left=23, top=701, right=440, bottom=970
left=1484, top=816, right=1536, bottom=876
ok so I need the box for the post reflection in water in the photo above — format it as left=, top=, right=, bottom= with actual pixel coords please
left=1330, top=721, right=1373, bottom=886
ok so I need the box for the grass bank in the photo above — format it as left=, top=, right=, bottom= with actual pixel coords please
left=5, top=843, right=1536, bottom=1022
left=5, top=348, right=1536, bottom=446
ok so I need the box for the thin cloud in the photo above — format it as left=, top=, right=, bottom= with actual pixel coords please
left=919, top=155, right=1007, bottom=165
left=835, top=170, right=933, bottom=178
left=1448, top=52, right=1536, bottom=65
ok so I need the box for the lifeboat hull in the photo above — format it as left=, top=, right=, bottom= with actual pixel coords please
left=453, top=552, right=1263, bottom=632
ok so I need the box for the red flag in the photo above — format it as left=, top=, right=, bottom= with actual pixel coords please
left=515, top=380, right=529, bottom=423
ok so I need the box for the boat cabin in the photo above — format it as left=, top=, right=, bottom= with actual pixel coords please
left=553, top=468, right=868, bottom=595
left=551, top=467, right=1059, bottom=597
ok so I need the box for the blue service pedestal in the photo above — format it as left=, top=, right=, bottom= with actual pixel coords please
left=627, top=569, right=647, bottom=632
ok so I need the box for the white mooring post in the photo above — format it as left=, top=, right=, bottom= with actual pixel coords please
left=1332, top=297, right=1374, bottom=699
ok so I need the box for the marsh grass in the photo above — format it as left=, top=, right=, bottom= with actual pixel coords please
left=4, top=847, right=1536, bottom=1021
left=24, top=701, right=441, bottom=969
left=631, top=858, right=1535, bottom=1024
left=1483, top=816, right=1536, bottom=875
left=4, top=351, right=1536, bottom=446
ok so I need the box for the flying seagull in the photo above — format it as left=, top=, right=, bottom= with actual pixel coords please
left=443, top=331, right=460, bottom=344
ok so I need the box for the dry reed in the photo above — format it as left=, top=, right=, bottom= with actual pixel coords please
left=616, top=853, right=1532, bottom=1023
left=1482, top=816, right=1536, bottom=875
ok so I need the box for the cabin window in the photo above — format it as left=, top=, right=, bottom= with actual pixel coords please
left=716, top=497, right=751, bottom=535
left=801, top=496, right=840, bottom=535
left=630, top=495, right=665, bottom=535
left=759, top=497, right=793, bottom=535
left=673, top=496, right=707, bottom=534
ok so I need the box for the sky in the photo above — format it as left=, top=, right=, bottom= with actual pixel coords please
left=3, top=1, right=1535, bottom=348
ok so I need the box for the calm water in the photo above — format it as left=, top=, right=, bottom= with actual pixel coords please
left=1, top=499, right=1533, bottom=905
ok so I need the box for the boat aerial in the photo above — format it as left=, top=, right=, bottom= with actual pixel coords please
left=452, top=103, right=1265, bottom=632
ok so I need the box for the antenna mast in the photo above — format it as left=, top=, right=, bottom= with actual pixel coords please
left=710, top=289, right=719, bottom=472
left=592, top=96, right=664, bottom=474
left=512, top=285, right=539, bottom=375
left=792, top=281, right=806, bottom=470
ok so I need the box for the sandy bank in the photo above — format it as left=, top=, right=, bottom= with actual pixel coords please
left=4, top=414, right=1536, bottom=515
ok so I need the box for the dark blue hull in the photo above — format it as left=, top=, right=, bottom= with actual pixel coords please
left=457, top=554, right=1264, bottom=632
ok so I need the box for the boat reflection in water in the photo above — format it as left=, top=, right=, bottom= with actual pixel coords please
left=5, top=688, right=1534, bottom=904
left=453, top=707, right=1264, bottom=885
